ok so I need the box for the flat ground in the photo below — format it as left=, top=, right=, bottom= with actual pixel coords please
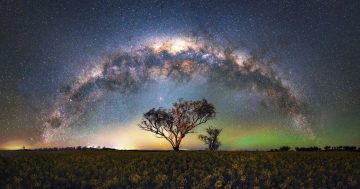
left=0, top=151, right=359, bottom=188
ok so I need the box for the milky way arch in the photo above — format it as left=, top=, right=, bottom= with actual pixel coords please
left=42, top=36, right=314, bottom=143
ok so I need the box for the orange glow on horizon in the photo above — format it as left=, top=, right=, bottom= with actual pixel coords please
left=0, top=140, right=32, bottom=150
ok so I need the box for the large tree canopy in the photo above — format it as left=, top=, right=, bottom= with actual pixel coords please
left=139, top=98, right=216, bottom=151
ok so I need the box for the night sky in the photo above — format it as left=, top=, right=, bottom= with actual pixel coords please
left=0, top=0, right=359, bottom=150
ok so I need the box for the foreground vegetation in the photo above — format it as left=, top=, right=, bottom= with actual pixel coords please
left=0, top=151, right=359, bottom=188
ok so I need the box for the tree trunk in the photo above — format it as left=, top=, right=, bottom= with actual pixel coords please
left=173, top=146, right=180, bottom=151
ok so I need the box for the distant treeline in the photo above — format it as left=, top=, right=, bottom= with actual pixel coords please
left=22, top=146, right=117, bottom=151
left=17, top=145, right=360, bottom=152
left=270, top=146, right=359, bottom=152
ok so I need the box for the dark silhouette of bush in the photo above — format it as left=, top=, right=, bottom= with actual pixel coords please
left=324, top=146, right=331, bottom=151
left=198, top=126, right=222, bottom=151
left=295, top=146, right=321, bottom=151
left=279, top=146, right=291, bottom=151
left=342, top=146, right=357, bottom=151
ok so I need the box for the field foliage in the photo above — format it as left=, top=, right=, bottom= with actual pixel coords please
left=0, top=151, right=359, bottom=188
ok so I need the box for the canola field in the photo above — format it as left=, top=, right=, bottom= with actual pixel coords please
left=0, top=150, right=359, bottom=188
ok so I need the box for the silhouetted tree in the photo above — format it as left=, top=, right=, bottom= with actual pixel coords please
left=198, top=126, right=222, bottom=151
left=139, top=98, right=216, bottom=151
left=324, top=146, right=331, bottom=151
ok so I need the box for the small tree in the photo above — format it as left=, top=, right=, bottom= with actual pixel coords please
left=139, top=98, right=215, bottom=151
left=198, top=126, right=222, bottom=151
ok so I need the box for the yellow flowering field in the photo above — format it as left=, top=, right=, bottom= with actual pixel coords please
left=0, top=151, right=359, bottom=188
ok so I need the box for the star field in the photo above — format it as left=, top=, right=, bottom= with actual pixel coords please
left=0, top=0, right=359, bottom=150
